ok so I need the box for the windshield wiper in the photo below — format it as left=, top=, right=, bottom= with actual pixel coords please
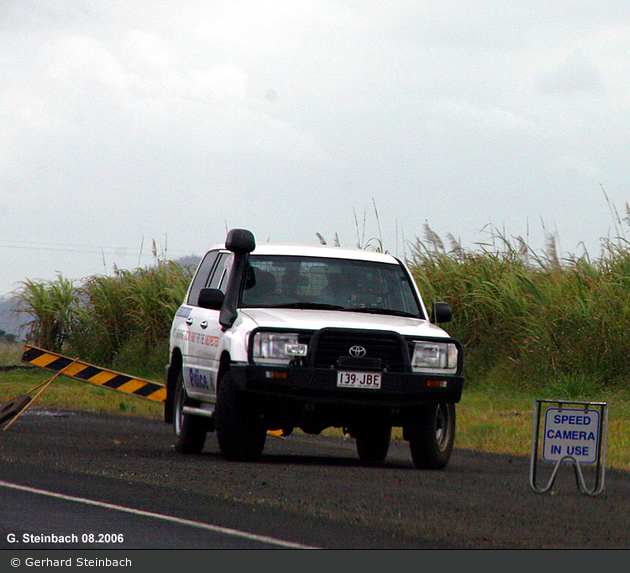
left=342, top=307, right=418, bottom=318
left=251, top=302, right=418, bottom=317
left=266, top=302, right=346, bottom=310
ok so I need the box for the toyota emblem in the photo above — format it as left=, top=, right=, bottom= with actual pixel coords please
left=349, top=345, right=367, bottom=357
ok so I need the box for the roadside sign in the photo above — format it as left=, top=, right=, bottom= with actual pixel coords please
left=530, top=399, right=608, bottom=496
left=542, top=407, right=600, bottom=464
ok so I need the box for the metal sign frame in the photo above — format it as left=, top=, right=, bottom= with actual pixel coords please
left=529, top=398, right=608, bottom=496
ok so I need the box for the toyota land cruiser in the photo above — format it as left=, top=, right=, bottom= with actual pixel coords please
left=165, top=229, right=464, bottom=469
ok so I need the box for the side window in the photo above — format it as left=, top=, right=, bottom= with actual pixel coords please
left=207, top=253, right=233, bottom=293
left=187, top=251, right=220, bottom=306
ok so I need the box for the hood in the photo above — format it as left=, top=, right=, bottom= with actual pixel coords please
left=239, top=308, right=450, bottom=338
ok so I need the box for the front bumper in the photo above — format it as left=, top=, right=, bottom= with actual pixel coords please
left=229, top=363, right=464, bottom=407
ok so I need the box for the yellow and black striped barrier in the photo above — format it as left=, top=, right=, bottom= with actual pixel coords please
left=21, top=345, right=166, bottom=404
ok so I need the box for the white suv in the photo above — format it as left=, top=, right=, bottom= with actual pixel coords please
left=165, top=229, right=464, bottom=469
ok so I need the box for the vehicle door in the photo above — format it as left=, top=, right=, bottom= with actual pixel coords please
left=183, top=251, right=233, bottom=400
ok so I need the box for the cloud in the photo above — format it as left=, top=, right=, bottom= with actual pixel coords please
left=49, top=34, right=128, bottom=89
left=3, top=1, right=630, bottom=297
left=187, top=65, right=249, bottom=107
left=536, top=50, right=605, bottom=96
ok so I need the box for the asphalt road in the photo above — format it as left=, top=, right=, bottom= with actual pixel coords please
left=1, top=407, right=629, bottom=549
left=0, top=479, right=298, bottom=550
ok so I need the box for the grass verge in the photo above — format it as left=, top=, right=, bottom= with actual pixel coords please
left=0, top=368, right=163, bottom=421
left=453, top=387, right=630, bottom=471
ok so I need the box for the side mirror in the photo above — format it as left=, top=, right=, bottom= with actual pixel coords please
left=430, top=301, right=452, bottom=323
left=225, top=228, right=256, bottom=254
left=198, top=288, right=225, bottom=310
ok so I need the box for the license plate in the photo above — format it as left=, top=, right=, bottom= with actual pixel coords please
left=337, top=371, right=382, bottom=390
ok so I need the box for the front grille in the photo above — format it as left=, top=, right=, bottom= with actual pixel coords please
left=309, top=328, right=408, bottom=372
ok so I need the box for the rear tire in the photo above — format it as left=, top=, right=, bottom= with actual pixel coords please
left=216, top=372, right=266, bottom=461
left=173, top=370, right=207, bottom=454
left=408, top=403, right=455, bottom=469
left=356, top=423, right=391, bottom=464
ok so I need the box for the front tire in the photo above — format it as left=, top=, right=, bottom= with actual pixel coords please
left=215, top=372, right=266, bottom=461
left=173, top=370, right=207, bottom=454
left=407, top=403, right=455, bottom=469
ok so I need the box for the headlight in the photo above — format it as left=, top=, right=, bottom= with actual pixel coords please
left=252, top=332, right=308, bottom=365
left=411, top=341, right=458, bottom=374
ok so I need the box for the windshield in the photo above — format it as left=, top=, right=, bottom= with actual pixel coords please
left=240, top=254, right=424, bottom=318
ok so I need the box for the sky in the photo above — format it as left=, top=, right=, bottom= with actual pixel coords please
left=2, top=1, right=630, bottom=298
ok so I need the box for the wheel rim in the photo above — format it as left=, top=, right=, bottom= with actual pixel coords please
left=174, top=382, right=184, bottom=436
left=434, top=404, right=451, bottom=451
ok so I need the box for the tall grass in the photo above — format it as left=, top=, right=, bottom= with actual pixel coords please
left=408, top=223, right=630, bottom=391
left=15, top=258, right=193, bottom=376
left=16, top=275, right=78, bottom=353
left=13, top=220, right=630, bottom=393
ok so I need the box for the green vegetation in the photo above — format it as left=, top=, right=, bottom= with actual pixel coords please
left=14, top=256, right=194, bottom=377
left=408, top=223, right=630, bottom=392
left=452, top=386, right=630, bottom=471
left=3, top=221, right=630, bottom=471
left=0, top=365, right=162, bottom=420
